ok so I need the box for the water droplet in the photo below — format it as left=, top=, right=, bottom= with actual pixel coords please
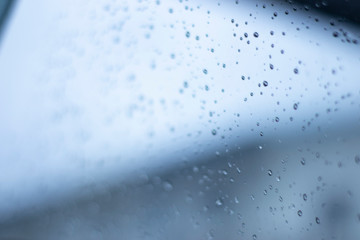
left=208, top=230, right=214, bottom=239
left=252, top=234, right=257, bottom=240
left=275, top=117, right=280, bottom=122
left=355, top=155, right=360, bottom=164
left=162, top=181, right=173, bottom=192
left=301, top=158, right=306, bottom=165
left=276, top=176, right=281, bottom=182
left=293, top=103, right=298, bottom=110
left=215, top=198, right=223, bottom=206
left=203, top=69, right=208, bottom=74
left=253, top=32, right=259, bottom=38
left=263, top=81, right=268, bottom=87
left=211, top=129, right=217, bottom=135
left=185, top=31, right=190, bottom=38
left=186, top=194, right=193, bottom=203
left=315, top=217, right=320, bottom=224
left=303, top=193, right=307, bottom=201
left=268, top=170, right=272, bottom=176
left=203, top=205, right=209, bottom=212
left=297, top=210, right=303, bottom=216
left=294, top=68, right=299, bottom=74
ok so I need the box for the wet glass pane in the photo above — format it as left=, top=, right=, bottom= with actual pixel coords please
left=0, top=0, right=359, bottom=239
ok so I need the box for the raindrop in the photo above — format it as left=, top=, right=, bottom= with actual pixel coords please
left=162, top=181, right=173, bottom=192
left=263, top=81, right=268, bottom=87
left=301, top=158, right=306, bottom=165
left=253, top=32, right=259, bottom=38
left=298, top=210, right=303, bottom=216
left=315, top=217, right=320, bottom=224
left=303, top=193, right=307, bottom=201
left=203, top=69, right=208, bottom=74
left=294, top=68, right=299, bottom=74
left=355, top=155, right=360, bottom=164
left=211, top=129, right=217, bottom=135
left=252, top=234, right=257, bottom=240
left=215, top=198, right=223, bottom=206
left=268, top=170, right=273, bottom=176
left=185, top=31, right=190, bottom=38
left=293, top=103, right=298, bottom=110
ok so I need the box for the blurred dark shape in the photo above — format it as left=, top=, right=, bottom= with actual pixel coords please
left=0, top=0, right=16, bottom=45
left=291, top=0, right=360, bottom=23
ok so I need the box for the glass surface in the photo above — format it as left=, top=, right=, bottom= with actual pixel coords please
left=0, top=0, right=359, bottom=239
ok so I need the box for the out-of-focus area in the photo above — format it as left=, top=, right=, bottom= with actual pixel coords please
left=0, top=0, right=360, bottom=239
left=0, top=0, right=15, bottom=42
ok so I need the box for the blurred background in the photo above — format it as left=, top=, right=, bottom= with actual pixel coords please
left=0, top=0, right=360, bottom=239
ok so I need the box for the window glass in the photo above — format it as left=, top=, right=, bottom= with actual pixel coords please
left=0, top=0, right=359, bottom=239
